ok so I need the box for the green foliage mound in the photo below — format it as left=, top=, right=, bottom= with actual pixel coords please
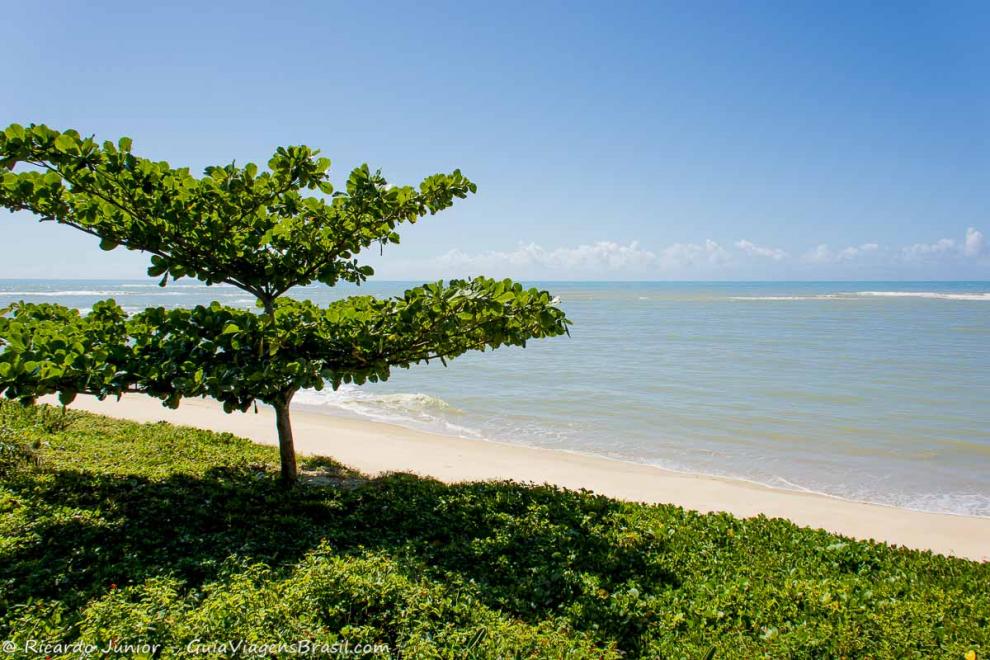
left=1, top=402, right=987, bottom=658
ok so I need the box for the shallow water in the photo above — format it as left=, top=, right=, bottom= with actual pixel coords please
left=3, top=279, right=988, bottom=516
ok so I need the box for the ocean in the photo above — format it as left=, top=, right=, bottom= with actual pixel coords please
left=2, top=279, right=988, bottom=517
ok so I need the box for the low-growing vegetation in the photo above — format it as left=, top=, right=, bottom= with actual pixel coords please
left=0, top=401, right=987, bottom=658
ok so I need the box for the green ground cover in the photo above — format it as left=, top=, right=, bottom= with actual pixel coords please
left=0, top=402, right=987, bottom=658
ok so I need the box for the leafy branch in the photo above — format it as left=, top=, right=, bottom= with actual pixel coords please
left=0, top=123, right=565, bottom=483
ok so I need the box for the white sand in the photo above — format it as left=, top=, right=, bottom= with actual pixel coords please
left=54, top=394, right=990, bottom=561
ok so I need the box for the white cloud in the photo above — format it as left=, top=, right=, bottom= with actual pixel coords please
left=803, top=242, right=880, bottom=264
left=657, top=240, right=730, bottom=270
left=802, top=244, right=834, bottom=264
left=900, top=228, right=986, bottom=262
left=735, top=239, right=788, bottom=261
left=374, top=227, right=986, bottom=279
left=964, top=227, right=985, bottom=258
left=433, top=239, right=737, bottom=276
left=836, top=242, right=879, bottom=261
left=901, top=238, right=956, bottom=261
left=423, top=239, right=736, bottom=277
left=435, top=241, right=657, bottom=274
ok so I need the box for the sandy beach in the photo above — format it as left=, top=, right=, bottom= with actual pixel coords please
left=53, top=393, right=990, bottom=562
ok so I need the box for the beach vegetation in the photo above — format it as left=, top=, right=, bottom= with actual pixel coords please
left=1, top=402, right=987, bottom=657
left=0, top=123, right=569, bottom=483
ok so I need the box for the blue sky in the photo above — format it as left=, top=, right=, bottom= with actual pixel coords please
left=2, top=0, right=988, bottom=280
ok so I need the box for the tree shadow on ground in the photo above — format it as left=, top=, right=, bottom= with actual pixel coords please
left=2, top=459, right=679, bottom=650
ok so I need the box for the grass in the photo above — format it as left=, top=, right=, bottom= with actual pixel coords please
left=0, top=401, right=987, bottom=658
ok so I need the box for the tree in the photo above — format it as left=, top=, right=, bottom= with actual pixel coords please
left=0, top=123, right=570, bottom=484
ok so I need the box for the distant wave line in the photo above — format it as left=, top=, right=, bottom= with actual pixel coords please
left=731, top=291, right=990, bottom=302
left=0, top=290, right=187, bottom=297
left=0, top=290, right=128, bottom=296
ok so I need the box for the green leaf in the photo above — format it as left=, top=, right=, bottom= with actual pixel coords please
left=54, top=133, right=77, bottom=152
left=4, top=123, right=25, bottom=140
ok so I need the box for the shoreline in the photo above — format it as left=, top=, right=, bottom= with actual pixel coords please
left=53, top=393, right=990, bottom=561
left=310, top=406, right=988, bottom=522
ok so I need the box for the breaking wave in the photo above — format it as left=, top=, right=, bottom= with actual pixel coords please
left=293, top=385, right=483, bottom=439
left=852, top=291, right=990, bottom=301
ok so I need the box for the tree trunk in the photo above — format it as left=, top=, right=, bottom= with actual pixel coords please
left=274, top=398, right=297, bottom=485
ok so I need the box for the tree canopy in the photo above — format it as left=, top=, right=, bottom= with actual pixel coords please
left=0, top=123, right=477, bottom=303
left=0, top=123, right=570, bottom=482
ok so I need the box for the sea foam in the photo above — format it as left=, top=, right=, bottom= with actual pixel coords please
left=294, top=385, right=483, bottom=439
left=852, top=291, right=990, bottom=301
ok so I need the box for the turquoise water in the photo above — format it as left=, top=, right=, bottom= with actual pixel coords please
left=2, top=280, right=988, bottom=516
